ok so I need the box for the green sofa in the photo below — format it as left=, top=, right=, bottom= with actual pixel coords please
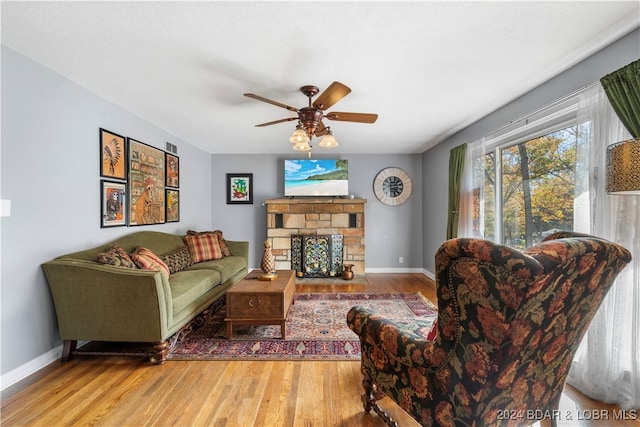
left=41, top=231, right=248, bottom=364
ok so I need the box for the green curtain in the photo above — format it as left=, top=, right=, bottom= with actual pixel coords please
left=600, top=59, right=640, bottom=138
left=446, top=143, right=467, bottom=240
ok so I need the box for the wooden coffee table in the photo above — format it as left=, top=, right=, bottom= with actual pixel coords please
left=225, top=270, right=295, bottom=339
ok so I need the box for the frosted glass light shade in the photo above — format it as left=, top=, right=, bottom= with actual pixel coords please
left=319, top=134, right=338, bottom=148
left=293, top=141, right=311, bottom=152
left=289, top=128, right=310, bottom=144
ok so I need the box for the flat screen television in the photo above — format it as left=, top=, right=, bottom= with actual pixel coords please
left=284, top=159, right=349, bottom=197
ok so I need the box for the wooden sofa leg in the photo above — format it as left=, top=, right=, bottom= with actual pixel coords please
left=150, top=340, right=169, bottom=365
left=61, top=340, right=77, bottom=362
left=361, top=379, right=397, bottom=427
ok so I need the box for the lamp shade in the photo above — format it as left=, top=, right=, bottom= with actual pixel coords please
left=606, top=137, right=640, bottom=195
left=289, top=127, right=310, bottom=144
left=319, top=133, right=338, bottom=148
left=292, top=141, right=311, bottom=152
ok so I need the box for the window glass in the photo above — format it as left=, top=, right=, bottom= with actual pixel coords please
left=479, top=123, right=588, bottom=249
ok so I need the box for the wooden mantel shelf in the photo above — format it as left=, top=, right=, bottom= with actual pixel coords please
left=265, top=198, right=366, bottom=204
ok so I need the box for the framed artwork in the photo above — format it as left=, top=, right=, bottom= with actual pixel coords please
left=100, top=180, right=127, bottom=227
left=128, top=138, right=166, bottom=225
left=226, top=173, right=253, bottom=204
left=166, top=189, right=180, bottom=222
left=100, top=128, right=127, bottom=180
left=165, top=153, right=180, bottom=188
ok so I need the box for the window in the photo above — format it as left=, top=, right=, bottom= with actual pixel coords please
left=469, top=92, right=588, bottom=249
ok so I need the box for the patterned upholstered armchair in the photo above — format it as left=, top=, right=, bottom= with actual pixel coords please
left=347, top=232, right=631, bottom=427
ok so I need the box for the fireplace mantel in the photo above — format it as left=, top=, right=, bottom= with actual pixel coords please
left=265, top=198, right=366, bottom=276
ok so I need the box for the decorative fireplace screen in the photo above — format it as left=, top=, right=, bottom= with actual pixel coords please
left=291, top=234, right=344, bottom=277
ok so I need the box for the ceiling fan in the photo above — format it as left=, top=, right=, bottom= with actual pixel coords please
left=244, top=81, right=378, bottom=153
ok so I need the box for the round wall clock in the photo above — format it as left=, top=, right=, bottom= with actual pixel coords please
left=373, top=167, right=412, bottom=206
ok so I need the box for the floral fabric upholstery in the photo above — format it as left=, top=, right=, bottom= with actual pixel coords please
left=347, top=232, right=631, bottom=426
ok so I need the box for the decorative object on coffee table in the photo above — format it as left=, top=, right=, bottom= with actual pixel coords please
left=342, top=264, right=354, bottom=280
left=259, top=239, right=276, bottom=280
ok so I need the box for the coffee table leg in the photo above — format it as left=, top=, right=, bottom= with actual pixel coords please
left=281, top=322, right=286, bottom=340
left=227, top=321, right=232, bottom=339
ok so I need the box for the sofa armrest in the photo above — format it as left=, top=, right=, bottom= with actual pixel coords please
left=225, top=240, right=249, bottom=264
left=42, top=260, right=171, bottom=342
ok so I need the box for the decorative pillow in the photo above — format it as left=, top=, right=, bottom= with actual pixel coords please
left=159, top=246, right=195, bottom=274
left=97, top=244, right=136, bottom=269
left=130, top=246, right=170, bottom=280
left=183, top=233, right=223, bottom=263
left=186, top=229, right=231, bottom=257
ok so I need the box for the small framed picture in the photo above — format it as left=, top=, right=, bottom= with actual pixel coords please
left=100, top=128, right=127, bottom=180
left=101, top=180, right=127, bottom=228
left=166, top=189, right=180, bottom=222
left=165, top=153, right=179, bottom=188
left=226, top=173, right=253, bottom=204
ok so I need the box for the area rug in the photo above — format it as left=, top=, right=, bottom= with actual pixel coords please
left=167, top=292, right=437, bottom=361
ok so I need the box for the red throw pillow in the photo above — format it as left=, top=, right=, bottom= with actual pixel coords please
left=131, top=246, right=170, bottom=280
left=183, top=233, right=223, bottom=263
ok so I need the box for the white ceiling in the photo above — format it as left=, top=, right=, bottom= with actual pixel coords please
left=2, top=1, right=638, bottom=155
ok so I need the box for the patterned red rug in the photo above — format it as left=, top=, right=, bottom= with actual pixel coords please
left=167, top=292, right=437, bottom=361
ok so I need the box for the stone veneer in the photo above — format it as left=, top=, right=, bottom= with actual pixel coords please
left=265, top=198, right=366, bottom=276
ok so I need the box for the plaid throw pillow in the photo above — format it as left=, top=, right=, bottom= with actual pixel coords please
left=131, top=246, right=170, bottom=280
left=97, top=244, right=136, bottom=269
left=186, top=230, right=232, bottom=257
left=183, top=233, right=223, bottom=263
left=159, top=246, right=194, bottom=274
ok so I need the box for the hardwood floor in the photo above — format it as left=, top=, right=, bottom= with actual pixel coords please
left=2, top=274, right=637, bottom=426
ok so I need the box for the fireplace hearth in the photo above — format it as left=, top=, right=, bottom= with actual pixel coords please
left=265, top=198, right=366, bottom=276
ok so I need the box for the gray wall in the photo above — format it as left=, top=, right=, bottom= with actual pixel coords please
left=421, top=28, right=640, bottom=273
left=1, top=46, right=214, bottom=380
left=210, top=154, right=424, bottom=271
left=0, top=46, right=424, bottom=387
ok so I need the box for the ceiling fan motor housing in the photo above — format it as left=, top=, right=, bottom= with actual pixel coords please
left=298, top=107, right=324, bottom=135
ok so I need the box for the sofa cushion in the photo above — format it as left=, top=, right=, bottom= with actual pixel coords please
left=96, top=244, right=136, bottom=269
left=187, top=229, right=232, bottom=257
left=159, top=246, right=194, bottom=274
left=186, top=255, right=247, bottom=283
left=169, top=269, right=221, bottom=314
left=131, top=246, right=170, bottom=280
left=183, top=233, right=223, bottom=262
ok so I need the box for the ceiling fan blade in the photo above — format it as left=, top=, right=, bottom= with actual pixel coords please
left=255, top=117, right=298, bottom=127
left=313, top=82, right=351, bottom=110
left=325, top=112, right=378, bottom=123
left=244, top=93, right=298, bottom=112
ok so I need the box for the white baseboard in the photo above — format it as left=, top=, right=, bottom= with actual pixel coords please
left=365, top=267, right=435, bottom=280
left=1, top=344, right=62, bottom=391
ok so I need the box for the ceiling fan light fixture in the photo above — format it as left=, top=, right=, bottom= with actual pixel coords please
left=289, top=126, right=310, bottom=144
left=319, top=132, right=338, bottom=148
left=293, top=141, right=311, bottom=152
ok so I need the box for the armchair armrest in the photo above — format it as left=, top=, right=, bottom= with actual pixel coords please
left=347, top=306, right=440, bottom=368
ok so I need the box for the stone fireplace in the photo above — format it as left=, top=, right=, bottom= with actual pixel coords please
left=265, top=198, right=365, bottom=276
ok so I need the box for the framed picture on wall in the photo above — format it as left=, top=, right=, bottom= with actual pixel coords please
left=128, top=138, right=165, bottom=225
left=166, top=189, right=180, bottom=222
left=165, top=153, right=179, bottom=188
left=100, top=128, right=127, bottom=180
left=100, top=180, right=126, bottom=227
left=226, top=173, right=253, bottom=204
